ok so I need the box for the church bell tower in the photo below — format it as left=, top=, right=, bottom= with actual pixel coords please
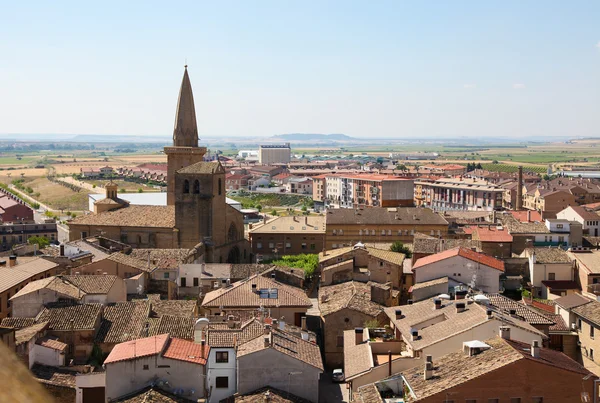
left=164, top=66, right=207, bottom=205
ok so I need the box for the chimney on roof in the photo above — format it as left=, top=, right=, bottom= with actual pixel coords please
left=411, top=329, right=419, bottom=341
left=499, top=326, right=511, bottom=340
left=487, top=309, right=493, bottom=319
left=0, top=260, right=6, bottom=268
left=433, top=299, right=442, bottom=310
left=395, top=309, right=403, bottom=320
left=264, top=324, right=272, bottom=335
left=455, top=290, right=467, bottom=300
left=355, top=328, right=364, bottom=345
left=423, top=361, right=433, bottom=380
left=227, top=315, right=235, bottom=329
left=305, top=216, right=308, bottom=224
left=456, top=302, right=466, bottom=313
left=8, top=255, right=17, bottom=267
left=516, top=166, right=523, bottom=210
left=531, top=340, right=540, bottom=358
left=407, top=299, right=413, bottom=305
left=301, top=316, right=307, bottom=331
left=59, top=244, right=65, bottom=257
left=264, top=335, right=271, bottom=348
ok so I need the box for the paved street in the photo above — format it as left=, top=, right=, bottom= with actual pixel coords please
left=319, top=373, right=350, bottom=403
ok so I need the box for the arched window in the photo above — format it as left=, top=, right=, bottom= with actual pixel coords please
left=183, top=180, right=190, bottom=194
left=218, top=178, right=222, bottom=195
left=228, top=223, right=237, bottom=242
left=193, top=180, right=200, bottom=194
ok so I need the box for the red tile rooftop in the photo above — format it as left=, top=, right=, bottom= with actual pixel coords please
left=413, top=246, right=505, bottom=272
left=104, top=334, right=169, bottom=364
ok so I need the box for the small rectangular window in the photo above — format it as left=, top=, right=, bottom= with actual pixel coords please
left=216, top=351, right=229, bottom=363
left=193, top=277, right=199, bottom=287
left=257, top=243, right=262, bottom=249
left=143, top=364, right=149, bottom=370
left=548, top=273, right=555, bottom=281
left=591, top=326, right=595, bottom=339
left=532, top=398, right=543, bottom=403
left=163, top=272, right=169, bottom=279
left=488, top=400, right=499, bottom=403
left=215, top=377, right=228, bottom=388
left=591, top=348, right=595, bottom=361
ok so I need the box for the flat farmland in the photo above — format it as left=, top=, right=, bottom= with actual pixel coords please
left=22, top=177, right=89, bottom=211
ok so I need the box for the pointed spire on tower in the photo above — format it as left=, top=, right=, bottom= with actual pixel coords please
left=173, top=65, right=199, bottom=147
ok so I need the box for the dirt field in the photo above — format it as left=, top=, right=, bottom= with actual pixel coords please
left=25, top=177, right=90, bottom=211
left=113, top=154, right=167, bottom=163
left=83, top=179, right=160, bottom=193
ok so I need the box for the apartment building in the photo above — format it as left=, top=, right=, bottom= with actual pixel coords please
left=0, top=222, right=58, bottom=251
left=557, top=205, right=600, bottom=236
left=415, top=177, right=504, bottom=212
left=322, top=174, right=414, bottom=209
left=258, top=143, right=291, bottom=165
left=324, top=207, right=448, bottom=249
left=248, top=215, right=325, bottom=259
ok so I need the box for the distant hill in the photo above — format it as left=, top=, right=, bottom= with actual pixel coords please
left=270, top=133, right=354, bottom=141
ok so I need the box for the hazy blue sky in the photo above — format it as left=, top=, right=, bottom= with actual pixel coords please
left=1, top=1, right=599, bottom=139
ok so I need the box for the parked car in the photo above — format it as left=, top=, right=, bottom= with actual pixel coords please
left=332, top=368, right=345, bottom=383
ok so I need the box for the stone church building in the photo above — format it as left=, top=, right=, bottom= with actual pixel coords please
left=69, top=67, right=248, bottom=263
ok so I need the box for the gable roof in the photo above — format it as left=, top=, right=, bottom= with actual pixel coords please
left=162, top=337, right=209, bottom=365
left=237, top=328, right=323, bottom=371
left=37, top=303, right=102, bottom=331
left=36, top=336, right=68, bottom=352
left=555, top=293, right=592, bottom=310
left=223, top=386, right=313, bottom=403
left=572, top=300, right=600, bottom=327
left=0, top=317, right=36, bottom=330
left=10, top=276, right=84, bottom=301
left=70, top=205, right=175, bottom=228
left=177, top=161, right=223, bottom=174
left=207, top=318, right=265, bottom=348
left=95, top=301, right=150, bottom=344
left=0, top=258, right=59, bottom=294
left=413, top=247, right=505, bottom=272
left=530, top=247, right=572, bottom=264
left=60, top=275, right=118, bottom=294
left=402, top=337, right=591, bottom=401
left=129, top=248, right=194, bottom=270
left=15, top=321, right=48, bottom=346
left=104, top=334, right=169, bottom=364
left=318, top=281, right=384, bottom=317
left=201, top=274, right=311, bottom=309
left=326, top=207, right=448, bottom=226
left=486, top=294, right=555, bottom=326
left=112, top=386, right=192, bottom=403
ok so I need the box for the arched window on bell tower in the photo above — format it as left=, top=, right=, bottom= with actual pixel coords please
left=193, top=180, right=200, bottom=194
left=183, top=180, right=190, bottom=194
left=218, top=178, right=222, bottom=195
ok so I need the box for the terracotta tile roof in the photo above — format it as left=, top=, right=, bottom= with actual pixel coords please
left=130, top=248, right=194, bottom=270
left=106, top=252, right=155, bottom=273
left=470, top=226, right=513, bottom=243
left=505, top=337, right=592, bottom=375
left=555, top=293, right=592, bottom=310
left=151, top=300, right=197, bottom=318
left=326, top=207, right=447, bottom=226
left=410, top=277, right=448, bottom=291
left=10, top=276, right=84, bottom=301
left=237, top=328, right=323, bottom=371
left=412, top=234, right=482, bottom=254
left=207, top=318, right=264, bottom=348
left=530, top=247, right=572, bottom=264
left=368, top=247, right=406, bottom=266
left=149, top=315, right=195, bottom=340
left=104, top=334, right=170, bottom=364
left=501, top=214, right=550, bottom=234
left=546, top=313, right=570, bottom=332
left=403, top=337, right=591, bottom=401
left=567, top=250, right=600, bottom=274
left=31, top=364, right=76, bottom=389
left=36, top=336, right=68, bottom=351
left=37, top=303, right=102, bottom=331
left=201, top=274, right=311, bottom=309
left=510, top=210, right=543, bottom=222
left=221, top=386, right=313, bottom=403
left=112, top=386, right=191, bottom=403
left=319, top=281, right=384, bottom=317
left=385, top=299, right=546, bottom=352
left=486, top=294, right=555, bottom=325
left=249, top=215, right=325, bottom=234
left=0, top=258, right=59, bottom=293
left=177, top=161, right=223, bottom=174
left=413, top=247, right=505, bottom=272
left=95, top=301, right=150, bottom=344
left=541, top=280, right=579, bottom=290
left=61, top=274, right=118, bottom=294
left=573, top=300, right=600, bottom=327
left=162, top=337, right=209, bottom=365
left=15, top=321, right=48, bottom=346
left=70, top=205, right=175, bottom=228
left=0, top=317, right=36, bottom=329
left=353, top=383, right=384, bottom=403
